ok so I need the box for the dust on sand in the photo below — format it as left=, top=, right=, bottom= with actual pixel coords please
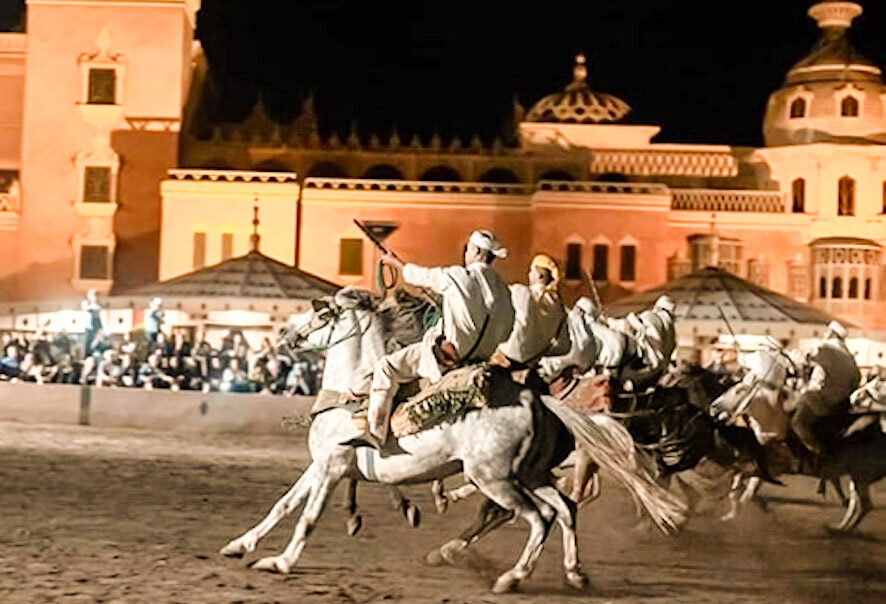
left=0, top=422, right=883, bottom=603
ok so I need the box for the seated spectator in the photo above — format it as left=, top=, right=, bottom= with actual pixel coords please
left=171, top=331, right=191, bottom=362
left=14, top=352, right=46, bottom=384
left=177, top=356, right=204, bottom=391
left=203, top=354, right=224, bottom=393
left=220, top=357, right=252, bottom=393
left=117, top=352, right=140, bottom=388
left=0, top=344, right=21, bottom=380
left=95, top=349, right=124, bottom=388
left=285, top=360, right=313, bottom=396
left=47, top=353, right=77, bottom=384
left=138, top=351, right=176, bottom=390
left=261, top=355, right=290, bottom=395
left=222, top=330, right=250, bottom=372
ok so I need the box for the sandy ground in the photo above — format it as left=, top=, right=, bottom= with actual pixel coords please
left=0, top=421, right=883, bottom=604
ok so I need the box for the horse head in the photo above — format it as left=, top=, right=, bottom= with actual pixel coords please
left=850, top=375, right=886, bottom=411
left=709, top=349, right=794, bottom=426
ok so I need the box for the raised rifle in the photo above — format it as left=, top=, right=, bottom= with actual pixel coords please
left=353, top=219, right=404, bottom=262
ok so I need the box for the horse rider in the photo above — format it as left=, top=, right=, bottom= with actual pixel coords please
left=365, top=229, right=515, bottom=446
left=791, top=320, right=860, bottom=456
left=494, top=253, right=570, bottom=371
left=620, top=295, right=677, bottom=387
left=538, top=296, right=600, bottom=383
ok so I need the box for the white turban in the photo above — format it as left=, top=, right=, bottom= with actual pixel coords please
left=574, top=296, right=600, bottom=318
left=827, top=320, right=848, bottom=340
left=468, top=230, right=508, bottom=259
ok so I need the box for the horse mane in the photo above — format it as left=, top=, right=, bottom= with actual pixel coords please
left=377, top=289, right=441, bottom=352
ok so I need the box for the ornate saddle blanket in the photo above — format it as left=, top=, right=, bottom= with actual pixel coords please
left=390, top=364, right=525, bottom=438
left=550, top=374, right=613, bottom=415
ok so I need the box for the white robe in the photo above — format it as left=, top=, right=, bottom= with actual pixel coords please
left=497, top=284, right=569, bottom=365
left=538, top=308, right=597, bottom=380
left=402, top=261, right=515, bottom=382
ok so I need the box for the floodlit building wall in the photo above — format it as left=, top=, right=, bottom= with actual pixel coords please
left=8, top=0, right=197, bottom=300
left=158, top=170, right=299, bottom=280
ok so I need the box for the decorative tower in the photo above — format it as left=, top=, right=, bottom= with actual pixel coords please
left=12, top=0, right=201, bottom=299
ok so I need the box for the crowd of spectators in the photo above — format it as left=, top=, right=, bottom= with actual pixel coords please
left=0, top=324, right=322, bottom=396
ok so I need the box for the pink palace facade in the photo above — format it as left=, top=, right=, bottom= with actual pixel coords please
left=1, top=1, right=886, bottom=330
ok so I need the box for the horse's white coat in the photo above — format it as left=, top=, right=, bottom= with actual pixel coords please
left=222, top=291, right=682, bottom=592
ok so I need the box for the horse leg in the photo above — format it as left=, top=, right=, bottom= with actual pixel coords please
left=739, top=476, right=762, bottom=505
left=719, top=472, right=745, bottom=521
left=343, top=479, right=362, bottom=536
left=531, top=485, right=589, bottom=592
left=829, top=477, right=849, bottom=507
left=220, top=463, right=317, bottom=557
left=832, top=477, right=873, bottom=532
left=426, top=497, right=513, bottom=566
left=471, top=478, right=554, bottom=594
left=387, top=485, right=421, bottom=528
left=252, top=467, right=343, bottom=573
left=431, top=479, right=479, bottom=514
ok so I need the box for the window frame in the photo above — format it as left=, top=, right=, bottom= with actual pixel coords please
left=592, top=244, right=609, bottom=282
left=339, top=238, right=364, bottom=276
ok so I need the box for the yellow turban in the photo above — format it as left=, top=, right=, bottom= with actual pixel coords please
left=531, top=253, right=560, bottom=288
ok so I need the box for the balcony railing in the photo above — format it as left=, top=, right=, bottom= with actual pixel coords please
left=303, top=178, right=534, bottom=195
left=537, top=180, right=669, bottom=195
left=671, top=189, right=785, bottom=213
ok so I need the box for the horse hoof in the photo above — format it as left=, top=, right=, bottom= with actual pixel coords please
left=252, top=556, right=291, bottom=574
left=346, top=514, right=362, bottom=537
left=565, top=570, right=590, bottom=592
left=219, top=539, right=250, bottom=557
left=439, top=539, right=467, bottom=565
left=492, top=573, right=521, bottom=594
left=424, top=548, right=445, bottom=566
left=406, top=505, right=421, bottom=528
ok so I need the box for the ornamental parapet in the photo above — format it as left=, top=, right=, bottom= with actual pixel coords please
left=303, top=178, right=535, bottom=195
left=671, top=189, right=785, bottom=213
left=538, top=180, right=668, bottom=195
left=167, top=169, right=298, bottom=183
left=590, top=148, right=739, bottom=177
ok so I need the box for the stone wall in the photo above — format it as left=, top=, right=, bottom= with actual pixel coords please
left=0, top=382, right=315, bottom=435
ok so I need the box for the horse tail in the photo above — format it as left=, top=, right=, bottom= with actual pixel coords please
left=539, top=395, right=687, bottom=535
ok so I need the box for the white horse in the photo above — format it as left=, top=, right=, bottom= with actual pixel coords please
left=221, top=288, right=685, bottom=593
left=710, top=349, right=886, bottom=531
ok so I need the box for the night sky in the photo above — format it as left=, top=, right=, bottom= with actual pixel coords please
left=3, top=1, right=886, bottom=146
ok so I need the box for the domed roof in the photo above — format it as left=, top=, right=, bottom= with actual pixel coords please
left=525, top=54, right=631, bottom=124
left=786, top=2, right=882, bottom=85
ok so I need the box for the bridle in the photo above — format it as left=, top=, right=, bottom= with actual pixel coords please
left=280, top=303, right=374, bottom=356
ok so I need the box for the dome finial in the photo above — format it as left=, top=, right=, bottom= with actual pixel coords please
left=573, top=53, right=588, bottom=84
left=808, top=2, right=862, bottom=29
left=251, top=199, right=261, bottom=252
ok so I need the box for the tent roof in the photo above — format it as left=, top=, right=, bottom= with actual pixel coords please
left=605, top=267, right=847, bottom=326
left=128, top=251, right=339, bottom=300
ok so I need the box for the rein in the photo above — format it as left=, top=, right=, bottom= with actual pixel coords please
left=285, top=307, right=375, bottom=355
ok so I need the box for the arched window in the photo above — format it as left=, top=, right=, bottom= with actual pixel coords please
left=539, top=170, right=575, bottom=181
left=478, top=168, right=520, bottom=184
left=865, top=278, right=872, bottom=300
left=595, top=172, right=629, bottom=183
left=790, top=97, right=806, bottom=119
left=819, top=277, right=827, bottom=299
left=841, top=96, right=859, bottom=117
left=252, top=159, right=290, bottom=172
left=565, top=243, right=582, bottom=280
left=592, top=244, right=609, bottom=281
left=419, top=165, right=461, bottom=182
left=832, top=277, right=843, bottom=299
left=362, top=164, right=404, bottom=180
left=792, top=178, right=805, bottom=213
left=307, top=162, right=347, bottom=178
left=838, top=176, right=855, bottom=216
left=848, top=277, right=859, bottom=299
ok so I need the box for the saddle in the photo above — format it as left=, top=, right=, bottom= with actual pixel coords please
left=389, top=365, right=524, bottom=438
